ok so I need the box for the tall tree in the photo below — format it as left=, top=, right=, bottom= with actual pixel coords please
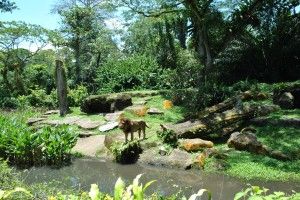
left=0, top=21, right=53, bottom=94
left=0, top=0, right=16, bottom=13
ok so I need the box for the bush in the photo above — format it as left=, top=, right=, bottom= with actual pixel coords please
left=1, top=97, right=20, bottom=109
left=26, top=89, right=56, bottom=108
left=95, top=54, right=171, bottom=93
left=168, top=49, right=203, bottom=89
left=157, top=129, right=178, bottom=147
left=0, top=115, right=78, bottom=166
left=111, top=141, right=143, bottom=164
left=33, top=125, right=78, bottom=166
left=68, top=85, right=89, bottom=107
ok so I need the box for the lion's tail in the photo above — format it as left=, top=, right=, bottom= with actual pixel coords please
left=145, top=123, right=150, bottom=128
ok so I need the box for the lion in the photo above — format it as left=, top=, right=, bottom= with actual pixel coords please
left=119, top=118, right=149, bottom=142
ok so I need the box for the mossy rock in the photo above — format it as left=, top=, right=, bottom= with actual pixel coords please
left=81, top=94, right=132, bottom=114
left=111, top=140, right=143, bottom=164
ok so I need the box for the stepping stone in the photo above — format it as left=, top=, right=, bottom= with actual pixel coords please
left=104, top=111, right=124, bottom=122
left=72, top=135, right=106, bottom=157
left=99, top=122, right=119, bottom=132
left=147, top=108, right=164, bottom=115
left=79, top=131, right=94, bottom=137
left=44, top=116, right=81, bottom=126
left=75, top=119, right=103, bottom=130
left=27, top=118, right=47, bottom=126
left=44, top=110, right=59, bottom=115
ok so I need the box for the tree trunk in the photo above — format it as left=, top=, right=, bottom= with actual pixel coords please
left=74, top=36, right=81, bottom=84
left=1, top=65, right=12, bottom=92
left=55, top=60, right=69, bottom=117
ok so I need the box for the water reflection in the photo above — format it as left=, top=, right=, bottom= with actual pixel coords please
left=20, top=158, right=300, bottom=199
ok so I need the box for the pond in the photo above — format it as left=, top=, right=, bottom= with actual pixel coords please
left=20, top=158, right=300, bottom=199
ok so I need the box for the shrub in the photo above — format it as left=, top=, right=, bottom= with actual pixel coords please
left=33, top=125, right=78, bottom=166
left=68, top=85, right=89, bottom=107
left=111, top=141, right=143, bottom=164
left=157, top=129, right=178, bottom=147
left=95, top=54, right=171, bottom=93
left=168, top=49, right=203, bottom=89
left=0, top=97, right=20, bottom=109
left=0, top=115, right=78, bottom=167
left=26, top=89, right=55, bottom=108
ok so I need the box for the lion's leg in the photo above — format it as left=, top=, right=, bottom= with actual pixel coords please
left=143, top=127, right=146, bottom=139
left=125, top=132, right=128, bottom=143
left=131, top=131, right=134, bottom=141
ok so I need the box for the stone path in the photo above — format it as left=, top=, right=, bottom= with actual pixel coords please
left=72, top=135, right=106, bottom=157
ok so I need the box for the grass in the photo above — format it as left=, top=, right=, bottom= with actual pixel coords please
left=205, top=123, right=300, bottom=182
left=3, top=89, right=300, bottom=182
left=268, top=109, right=300, bottom=120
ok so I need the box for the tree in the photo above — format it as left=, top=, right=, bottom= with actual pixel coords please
left=55, top=0, right=120, bottom=90
left=0, top=21, right=53, bottom=95
left=0, top=0, right=16, bottom=13
left=118, top=0, right=268, bottom=74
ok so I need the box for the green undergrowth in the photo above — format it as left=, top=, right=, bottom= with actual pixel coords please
left=268, top=109, right=300, bottom=120
left=205, top=123, right=300, bottom=181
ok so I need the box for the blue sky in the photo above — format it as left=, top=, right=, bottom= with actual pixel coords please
left=1, top=0, right=60, bottom=30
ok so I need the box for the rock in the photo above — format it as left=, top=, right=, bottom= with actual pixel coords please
left=44, top=110, right=59, bottom=115
left=163, top=100, right=173, bottom=109
left=193, top=153, right=206, bottom=169
left=273, top=83, right=300, bottom=109
left=27, top=118, right=47, bottom=126
left=212, top=159, right=230, bottom=171
left=227, top=132, right=268, bottom=155
left=158, top=146, right=168, bottom=156
left=203, top=148, right=218, bottom=157
left=81, top=94, right=132, bottom=114
left=78, top=131, right=94, bottom=137
left=72, top=135, right=106, bottom=157
left=104, top=133, right=125, bottom=149
left=291, top=89, right=300, bottom=108
left=112, top=141, right=143, bottom=164
left=256, top=92, right=269, bottom=100
left=269, top=150, right=291, bottom=161
left=43, top=116, right=81, bottom=126
left=75, top=119, right=103, bottom=130
left=147, top=108, right=164, bottom=115
left=139, top=148, right=193, bottom=170
left=104, top=111, right=124, bottom=122
left=168, top=149, right=193, bottom=169
left=99, top=122, right=119, bottom=132
left=180, top=139, right=214, bottom=152
left=277, top=92, right=294, bottom=109
left=125, top=105, right=148, bottom=116
left=113, top=94, right=133, bottom=111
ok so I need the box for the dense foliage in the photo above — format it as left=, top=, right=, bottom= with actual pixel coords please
left=0, top=0, right=299, bottom=110
left=0, top=115, right=78, bottom=166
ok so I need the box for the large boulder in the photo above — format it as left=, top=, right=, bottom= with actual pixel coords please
left=139, top=148, right=193, bottom=170
left=81, top=94, right=132, bottom=114
left=180, top=138, right=214, bottom=152
left=273, top=83, right=300, bottom=109
left=227, top=132, right=268, bottom=155
left=227, top=131, right=291, bottom=160
left=277, top=92, right=294, bottom=109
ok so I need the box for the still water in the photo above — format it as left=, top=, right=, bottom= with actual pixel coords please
left=20, top=158, right=300, bottom=199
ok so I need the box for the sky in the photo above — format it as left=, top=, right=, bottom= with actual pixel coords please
left=1, top=0, right=61, bottom=30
